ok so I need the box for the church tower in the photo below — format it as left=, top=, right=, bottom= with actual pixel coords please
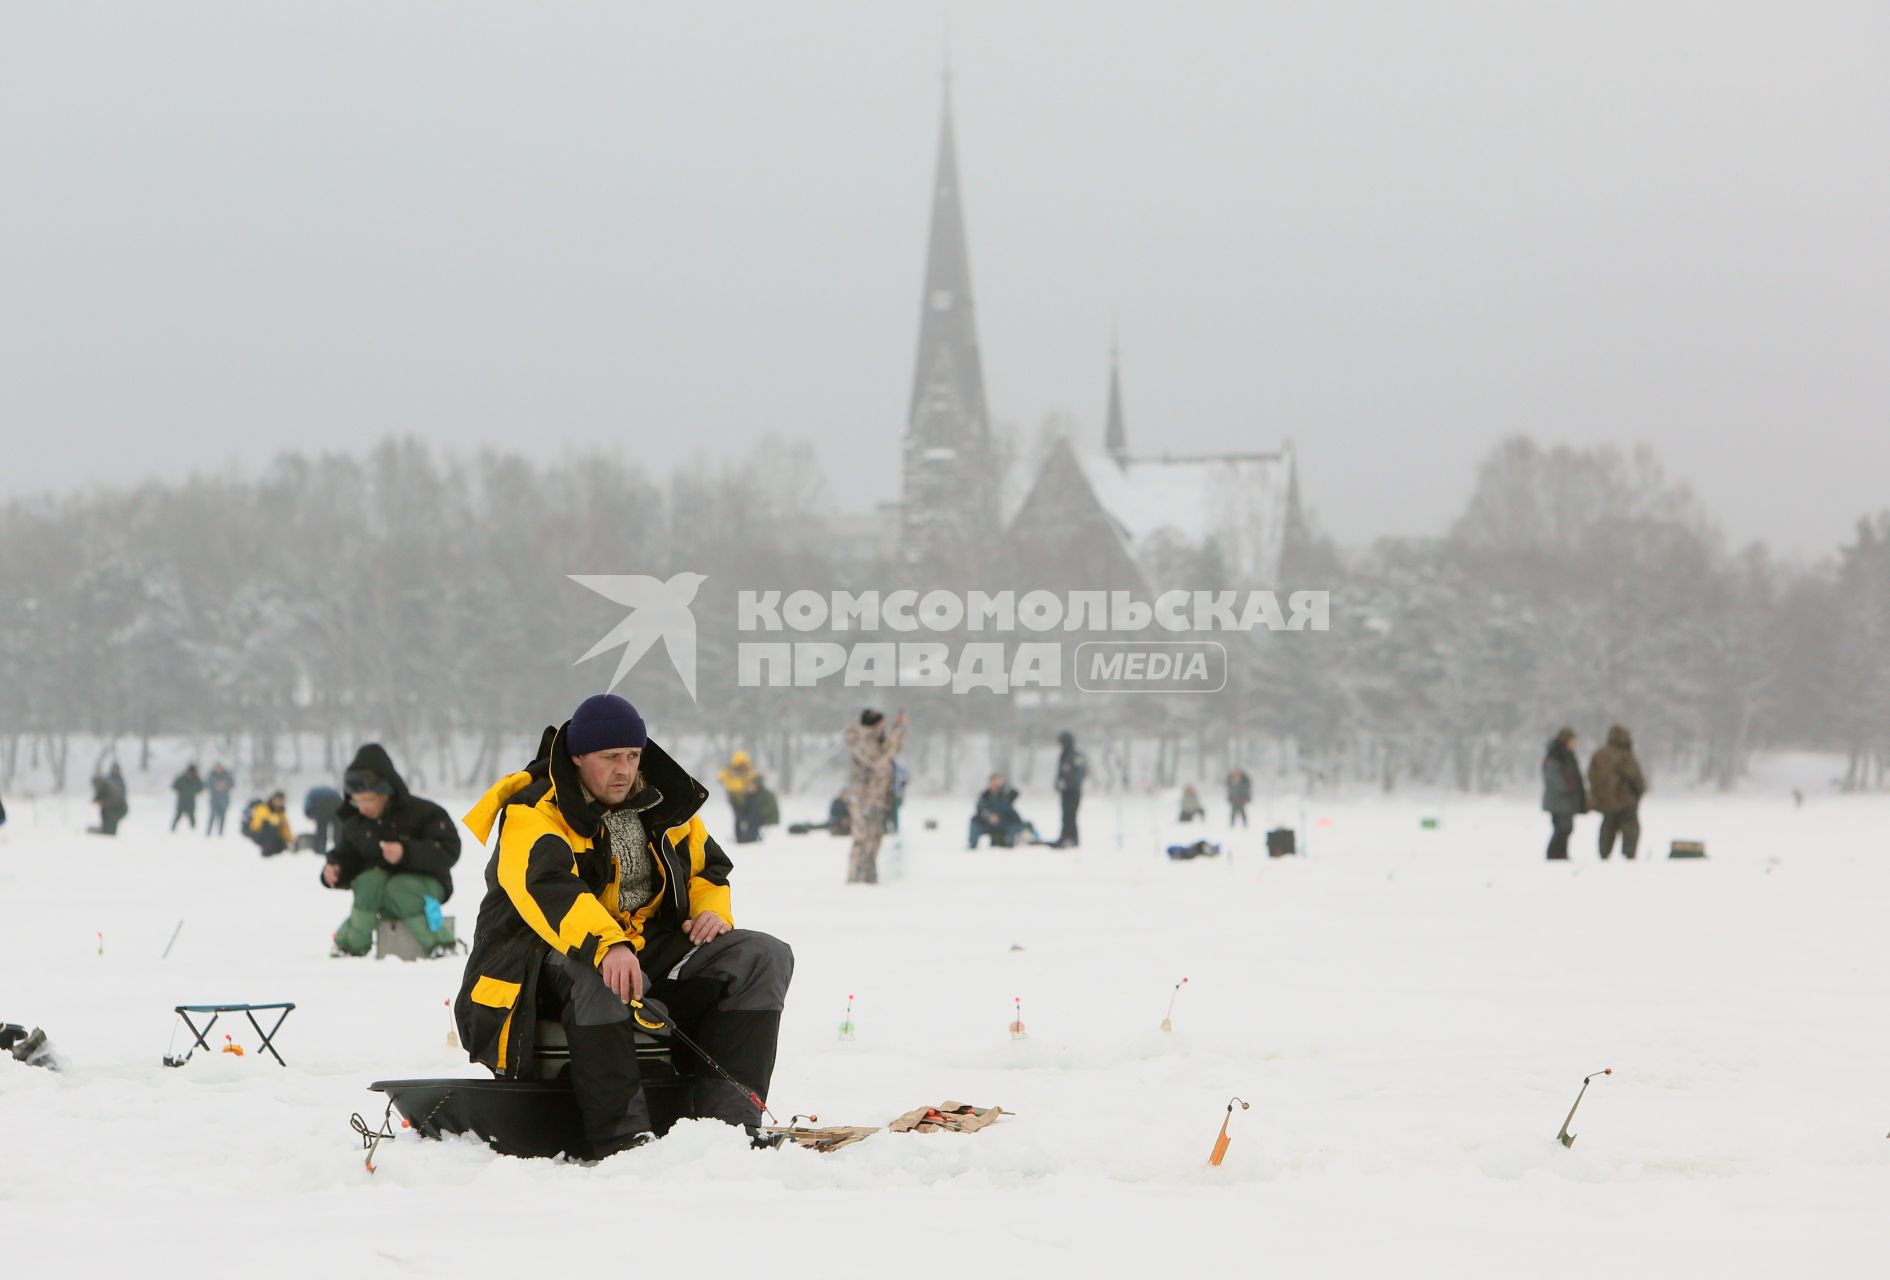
left=898, top=74, right=996, bottom=573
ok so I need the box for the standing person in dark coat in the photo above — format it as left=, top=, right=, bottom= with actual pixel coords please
left=304, top=785, right=343, bottom=854
left=89, top=765, right=128, bottom=836
left=1541, top=727, right=1587, bottom=861
left=1226, top=768, right=1253, bottom=827
left=171, top=764, right=205, bottom=831
left=1053, top=731, right=1086, bottom=848
left=321, top=745, right=461, bottom=956
left=1588, top=725, right=1647, bottom=860
left=205, top=763, right=234, bottom=836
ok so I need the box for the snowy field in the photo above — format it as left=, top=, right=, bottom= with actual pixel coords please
left=4, top=780, right=1889, bottom=1277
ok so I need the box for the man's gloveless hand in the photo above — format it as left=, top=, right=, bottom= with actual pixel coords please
left=685, top=914, right=730, bottom=945
left=600, top=943, right=644, bottom=1003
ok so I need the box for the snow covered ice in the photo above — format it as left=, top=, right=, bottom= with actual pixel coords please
left=4, top=777, right=1889, bottom=1277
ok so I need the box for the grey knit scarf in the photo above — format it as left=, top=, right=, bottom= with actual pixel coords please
left=601, top=783, right=665, bottom=916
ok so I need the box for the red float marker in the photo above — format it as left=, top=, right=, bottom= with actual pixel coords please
left=1008, top=996, right=1028, bottom=1040
left=444, top=999, right=459, bottom=1050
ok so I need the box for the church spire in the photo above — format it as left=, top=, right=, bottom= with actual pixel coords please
left=906, top=74, right=988, bottom=433
left=899, top=67, right=996, bottom=571
left=1104, top=340, right=1128, bottom=465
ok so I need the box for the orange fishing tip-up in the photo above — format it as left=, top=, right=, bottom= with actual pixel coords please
left=1208, top=1096, right=1250, bottom=1166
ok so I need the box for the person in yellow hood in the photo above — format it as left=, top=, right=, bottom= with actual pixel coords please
left=453, top=694, right=793, bottom=1156
left=243, top=791, right=294, bottom=857
left=716, top=749, right=761, bottom=844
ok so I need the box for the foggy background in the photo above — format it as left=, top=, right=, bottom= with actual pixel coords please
left=4, top=3, right=1889, bottom=802
left=4, top=2, right=1888, bottom=555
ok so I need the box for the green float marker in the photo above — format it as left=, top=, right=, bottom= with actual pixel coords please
left=838, top=993, right=856, bottom=1041
left=1557, top=1067, right=1612, bottom=1148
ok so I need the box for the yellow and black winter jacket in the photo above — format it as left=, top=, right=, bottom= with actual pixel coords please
left=452, top=723, right=733, bottom=1076
left=244, top=800, right=293, bottom=847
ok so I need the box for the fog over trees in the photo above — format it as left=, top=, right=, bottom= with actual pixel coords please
left=3, top=432, right=1884, bottom=797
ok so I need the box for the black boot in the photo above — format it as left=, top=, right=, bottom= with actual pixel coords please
left=564, top=1019, right=654, bottom=1157
left=687, top=1010, right=782, bottom=1130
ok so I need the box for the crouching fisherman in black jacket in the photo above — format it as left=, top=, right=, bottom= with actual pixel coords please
left=322, top=744, right=462, bottom=956
left=454, top=694, right=794, bottom=1158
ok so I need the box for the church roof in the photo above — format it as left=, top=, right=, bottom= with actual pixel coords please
left=1064, top=445, right=1296, bottom=586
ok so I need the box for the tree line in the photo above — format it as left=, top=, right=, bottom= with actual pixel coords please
left=1, top=433, right=1883, bottom=795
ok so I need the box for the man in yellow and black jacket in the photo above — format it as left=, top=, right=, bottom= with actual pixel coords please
left=453, top=693, right=793, bottom=1156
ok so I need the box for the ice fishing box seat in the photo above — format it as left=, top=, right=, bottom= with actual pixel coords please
left=1266, top=827, right=1297, bottom=857
left=1669, top=839, right=1707, bottom=859
left=370, top=1020, right=694, bottom=1159
left=375, top=917, right=455, bottom=961
left=529, top=1019, right=692, bottom=1086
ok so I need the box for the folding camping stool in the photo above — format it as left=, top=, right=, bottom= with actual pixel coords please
left=173, top=1002, right=297, bottom=1066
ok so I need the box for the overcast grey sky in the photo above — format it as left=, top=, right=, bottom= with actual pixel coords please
left=2, top=2, right=1885, bottom=556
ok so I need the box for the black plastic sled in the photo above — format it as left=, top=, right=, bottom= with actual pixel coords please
left=368, top=1076, right=693, bottom=1159
left=371, top=1028, right=695, bottom=1159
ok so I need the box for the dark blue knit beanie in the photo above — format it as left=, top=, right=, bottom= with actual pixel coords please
left=567, top=693, right=648, bottom=756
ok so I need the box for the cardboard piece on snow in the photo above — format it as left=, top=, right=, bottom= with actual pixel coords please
left=764, top=1101, right=1004, bottom=1153
left=766, top=1124, right=881, bottom=1153
left=886, top=1101, right=1004, bottom=1134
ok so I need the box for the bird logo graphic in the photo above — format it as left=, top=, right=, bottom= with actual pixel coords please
left=569, top=572, right=707, bottom=702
